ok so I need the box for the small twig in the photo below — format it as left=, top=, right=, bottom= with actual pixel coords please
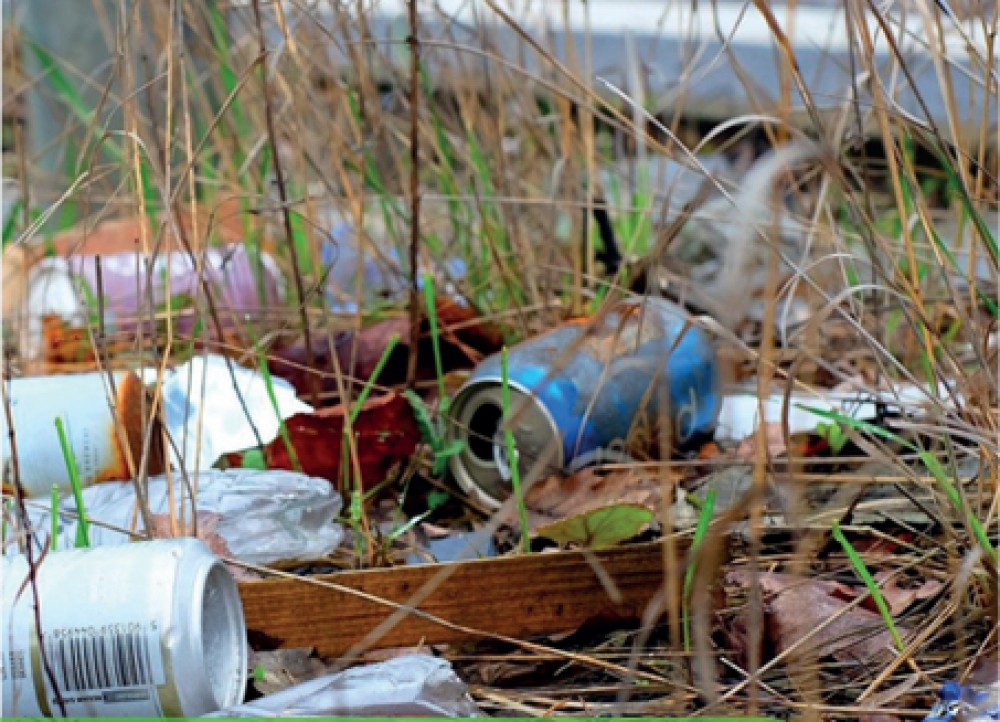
left=251, top=0, right=319, bottom=406
left=2, top=357, right=66, bottom=717
left=405, top=0, right=422, bottom=387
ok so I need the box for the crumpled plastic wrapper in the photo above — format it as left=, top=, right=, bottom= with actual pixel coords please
left=11, top=469, right=343, bottom=566
left=205, top=655, right=482, bottom=718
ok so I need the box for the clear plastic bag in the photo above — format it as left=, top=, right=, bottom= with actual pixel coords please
left=12, top=469, right=343, bottom=566
left=206, top=655, right=481, bottom=718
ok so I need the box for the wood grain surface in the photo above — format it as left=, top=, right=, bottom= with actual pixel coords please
left=239, top=540, right=686, bottom=658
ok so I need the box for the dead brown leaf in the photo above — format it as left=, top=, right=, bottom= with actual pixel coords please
left=501, top=467, right=671, bottom=530
left=268, top=299, right=503, bottom=401
left=263, top=391, right=420, bottom=492
left=41, top=315, right=98, bottom=365
left=727, top=571, right=908, bottom=666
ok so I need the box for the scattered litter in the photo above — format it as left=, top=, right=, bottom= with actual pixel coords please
left=670, top=490, right=701, bottom=530
left=0, top=370, right=166, bottom=497
left=46, top=205, right=248, bottom=257
left=149, top=510, right=263, bottom=583
left=734, top=420, right=792, bottom=459
left=3, top=539, right=247, bottom=718
left=447, top=297, right=721, bottom=509
left=206, top=655, right=482, bottom=717
left=20, top=245, right=285, bottom=360
left=141, top=354, right=312, bottom=472
left=717, top=391, right=864, bottom=442
left=13, top=469, right=343, bottom=566
left=320, top=225, right=405, bottom=314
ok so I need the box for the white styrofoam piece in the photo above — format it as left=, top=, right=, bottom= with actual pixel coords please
left=716, top=384, right=961, bottom=442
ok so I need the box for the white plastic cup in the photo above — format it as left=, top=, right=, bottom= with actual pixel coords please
left=2, top=539, right=247, bottom=717
left=0, top=370, right=165, bottom=498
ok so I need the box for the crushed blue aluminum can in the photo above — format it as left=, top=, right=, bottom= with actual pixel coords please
left=446, top=297, right=720, bottom=509
left=923, top=680, right=1000, bottom=722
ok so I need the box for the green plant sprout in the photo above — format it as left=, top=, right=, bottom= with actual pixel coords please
left=54, top=417, right=90, bottom=548
left=683, top=488, right=716, bottom=651
left=832, top=520, right=905, bottom=651
left=50, top=484, right=60, bottom=552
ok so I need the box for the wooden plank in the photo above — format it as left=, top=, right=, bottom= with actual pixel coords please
left=238, top=541, right=682, bottom=658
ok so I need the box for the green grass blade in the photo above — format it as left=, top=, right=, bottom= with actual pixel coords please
left=256, top=354, right=299, bottom=473
left=924, top=136, right=999, bottom=267
left=207, top=2, right=248, bottom=142
left=3, top=199, right=23, bottom=247
left=422, top=273, right=448, bottom=410
left=683, top=488, right=716, bottom=651
left=341, top=333, right=402, bottom=508
left=799, top=405, right=996, bottom=566
left=28, top=41, right=95, bottom=124
left=54, top=417, right=90, bottom=548
left=918, top=450, right=997, bottom=566
left=50, top=484, right=59, bottom=552
left=387, top=508, right=433, bottom=542
left=350, top=334, right=401, bottom=424
left=831, top=520, right=904, bottom=651
left=794, top=405, right=901, bottom=445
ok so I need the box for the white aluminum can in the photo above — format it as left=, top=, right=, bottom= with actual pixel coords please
left=2, top=539, right=247, bottom=717
left=0, top=370, right=165, bottom=498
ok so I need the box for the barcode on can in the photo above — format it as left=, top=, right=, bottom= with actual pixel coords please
left=47, top=623, right=165, bottom=693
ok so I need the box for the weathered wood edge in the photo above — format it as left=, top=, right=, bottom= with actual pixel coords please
left=238, top=539, right=687, bottom=658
